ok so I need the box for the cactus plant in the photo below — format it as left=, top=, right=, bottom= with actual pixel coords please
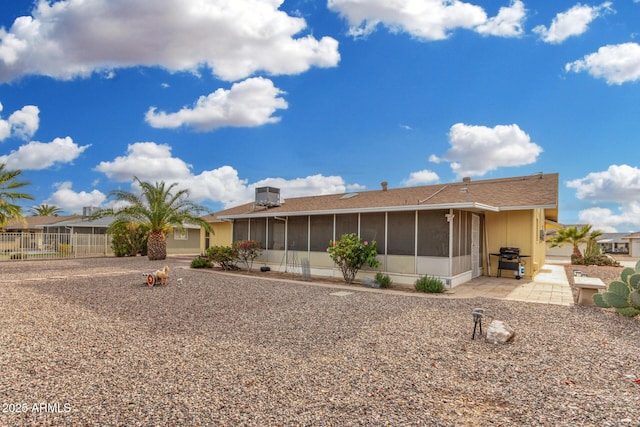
left=593, top=260, right=640, bottom=317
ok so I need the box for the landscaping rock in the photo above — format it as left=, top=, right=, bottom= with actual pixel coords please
left=485, top=320, right=515, bottom=344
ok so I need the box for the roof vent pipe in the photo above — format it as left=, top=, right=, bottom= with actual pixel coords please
left=381, top=181, right=388, bottom=191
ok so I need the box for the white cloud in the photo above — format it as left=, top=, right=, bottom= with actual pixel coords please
left=145, top=77, right=288, bottom=131
left=565, top=42, right=640, bottom=85
left=8, top=105, right=39, bottom=140
left=567, top=165, right=640, bottom=232
left=475, top=0, right=526, bottom=38
left=328, top=0, right=525, bottom=40
left=0, top=0, right=340, bottom=83
left=403, top=170, right=440, bottom=186
left=566, top=164, right=640, bottom=202
left=0, top=136, right=90, bottom=170
left=429, top=123, right=542, bottom=177
left=46, top=181, right=107, bottom=215
left=577, top=203, right=640, bottom=233
left=0, top=102, right=40, bottom=141
left=93, top=141, right=360, bottom=208
left=533, top=2, right=613, bottom=44
left=94, top=142, right=192, bottom=182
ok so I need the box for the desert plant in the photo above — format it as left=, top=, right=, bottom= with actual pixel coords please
left=415, top=275, right=445, bottom=293
left=0, top=163, right=34, bottom=229
left=58, top=243, right=71, bottom=257
left=109, top=222, right=149, bottom=257
left=593, top=260, right=640, bottom=317
left=91, top=177, right=212, bottom=261
left=327, top=233, right=380, bottom=284
left=548, top=224, right=599, bottom=259
left=572, top=255, right=620, bottom=267
left=190, top=257, right=213, bottom=268
left=374, top=272, right=393, bottom=288
left=206, top=245, right=238, bottom=270
left=232, top=240, right=263, bottom=271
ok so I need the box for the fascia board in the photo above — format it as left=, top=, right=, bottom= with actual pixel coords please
left=217, top=202, right=501, bottom=220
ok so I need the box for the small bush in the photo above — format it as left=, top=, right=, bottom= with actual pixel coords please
left=190, top=257, right=213, bottom=269
left=232, top=240, right=264, bottom=271
left=374, top=272, right=393, bottom=288
left=415, top=275, right=445, bottom=293
left=58, top=243, right=71, bottom=256
left=206, top=246, right=238, bottom=270
left=572, top=254, right=620, bottom=267
left=327, top=233, right=380, bottom=284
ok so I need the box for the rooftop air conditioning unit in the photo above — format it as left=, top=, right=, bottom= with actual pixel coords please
left=82, top=206, right=99, bottom=218
left=255, top=187, right=281, bottom=207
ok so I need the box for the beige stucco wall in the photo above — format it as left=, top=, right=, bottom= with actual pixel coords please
left=484, top=209, right=546, bottom=279
left=201, top=221, right=233, bottom=252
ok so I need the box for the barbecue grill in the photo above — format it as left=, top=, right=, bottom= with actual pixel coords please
left=491, top=247, right=528, bottom=279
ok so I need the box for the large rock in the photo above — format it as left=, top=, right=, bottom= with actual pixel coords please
left=485, top=320, right=515, bottom=344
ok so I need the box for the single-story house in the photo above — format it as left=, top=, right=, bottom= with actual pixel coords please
left=204, top=173, right=559, bottom=287
left=623, top=232, right=640, bottom=257
left=597, top=233, right=630, bottom=254
left=44, top=215, right=202, bottom=255
left=2, top=215, right=81, bottom=252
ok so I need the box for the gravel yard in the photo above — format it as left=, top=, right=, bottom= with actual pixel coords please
left=1, top=257, right=639, bottom=426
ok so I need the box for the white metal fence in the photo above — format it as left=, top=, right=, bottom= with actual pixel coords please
left=0, top=232, right=113, bottom=261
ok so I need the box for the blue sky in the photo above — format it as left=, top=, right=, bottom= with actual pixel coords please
left=1, top=0, right=639, bottom=232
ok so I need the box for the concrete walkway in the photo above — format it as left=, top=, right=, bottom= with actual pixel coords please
left=448, top=263, right=574, bottom=306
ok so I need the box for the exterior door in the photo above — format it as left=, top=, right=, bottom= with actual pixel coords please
left=472, top=214, right=480, bottom=278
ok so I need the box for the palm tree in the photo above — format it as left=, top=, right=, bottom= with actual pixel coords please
left=548, top=224, right=598, bottom=258
left=0, top=163, right=34, bottom=229
left=93, top=177, right=213, bottom=260
left=30, top=204, right=63, bottom=216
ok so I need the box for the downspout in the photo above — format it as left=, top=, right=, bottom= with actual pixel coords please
left=448, top=209, right=454, bottom=287
left=414, top=210, right=419, bottom=275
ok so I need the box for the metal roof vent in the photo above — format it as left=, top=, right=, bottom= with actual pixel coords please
left=255, top=186, right=281, bottom=208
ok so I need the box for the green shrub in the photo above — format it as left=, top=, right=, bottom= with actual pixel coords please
left=109, top=222, right=149, bottom=257
left=232, top=240, right=264, bottom=271
left=58, top=243, right=71, bottom=256
left=206, top=245, right=238, bottom=270
left=572, top=255, right=620, bottom=267
left=415, top=275, right=445, bottom=293
left=327, top=233, right=380, bottom=284
left=190, top=257, right=213, bottom=269
left=374, top=272, right=393, bottom=288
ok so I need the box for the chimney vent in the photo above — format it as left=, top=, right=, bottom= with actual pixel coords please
left=381, top=181, right=388, bottom=191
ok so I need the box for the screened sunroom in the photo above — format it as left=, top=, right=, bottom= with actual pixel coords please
left=229, top=208, right=483, bottom=287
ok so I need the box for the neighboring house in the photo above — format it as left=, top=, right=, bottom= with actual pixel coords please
left=2, top=215, right=81, bottom=252
left=597, top=233, right=630, bottom=254
left=205, top=173, right=559, bottom=287
left=623, top=232, right=640, bottom=257
left=45, top=215, right=202, bottom=255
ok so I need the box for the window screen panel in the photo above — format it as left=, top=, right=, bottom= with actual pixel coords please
left=360, top=212, right=385, bottom=254
left=233, top=219, right=249, bottom=242
left=335, top=214, right=358, bottom=239
left=249, top=218, right=267, bottom=247
left=387, top=211, right=415, bottom=255
left=310, top=215, right=334, bottom=252
left=418, top=210, right=449, bottom=257
left=268, top=218, right=286, bottom=250
left=287, top=216, right=308, bottom=251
